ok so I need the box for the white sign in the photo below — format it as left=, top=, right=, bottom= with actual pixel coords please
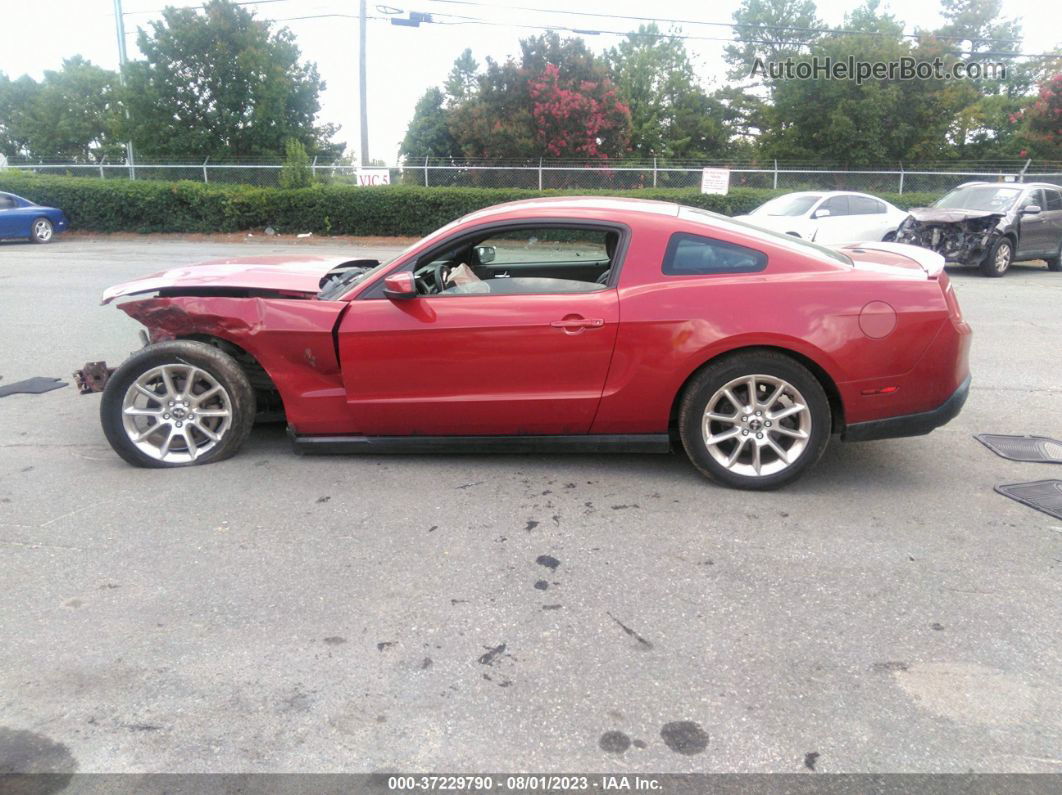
left=356, top=168, right=391, bottom=187
left=0, top=153, right=7, bottom=170
left=700, top=167, right=730, bottom=195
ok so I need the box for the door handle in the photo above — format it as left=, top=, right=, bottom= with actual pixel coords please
left=550, top=318, right=604, bottom=329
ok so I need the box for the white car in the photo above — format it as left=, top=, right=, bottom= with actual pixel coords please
left=734, top=191, right=910, bottom=243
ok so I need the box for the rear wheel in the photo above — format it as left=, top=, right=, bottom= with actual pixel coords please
left=678, top=352, right=831, bottom=490
left=980, top=237, right=1012, bottom=277
left=882, top=230, right=897, bottom=242
left=101, top=341, right=255, bottom=468
left=30, top=217, right=53, bottom=244
left=1045, top=238, right=1062, bottom=271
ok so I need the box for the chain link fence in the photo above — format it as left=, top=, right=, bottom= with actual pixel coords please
left=4, top=156, right=1062, bottom=194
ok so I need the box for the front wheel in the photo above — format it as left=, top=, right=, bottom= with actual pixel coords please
left=678, top=352, right=831, bottom=490
left=30, top=217, right=54, bottom=244
left=100, top=341, right=255, bottom=468
left=980, top=237, right=1012, bottom=277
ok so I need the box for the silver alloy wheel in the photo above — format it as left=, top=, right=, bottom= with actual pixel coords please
left=33, top=219, right=53, bottom=242
left=121, top=363, right=232, bottom=463
left=701, top=374, right=812, bottom=477
left=994, top=241, right=1012, bottom=273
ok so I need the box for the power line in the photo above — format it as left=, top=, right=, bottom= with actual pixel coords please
left=379, top=11, right=1057, bottom=58
left=426, top=0, right=1025, bottom=46
left=120, top=0, right=310, bottom=15
left=112, top=2, right=1062, bottom=58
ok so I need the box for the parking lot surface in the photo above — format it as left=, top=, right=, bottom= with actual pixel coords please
left=1, top=236, right=1060, bottom=774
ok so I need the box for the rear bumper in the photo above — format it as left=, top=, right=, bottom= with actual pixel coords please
left=842, top=375, right=970, bottom=442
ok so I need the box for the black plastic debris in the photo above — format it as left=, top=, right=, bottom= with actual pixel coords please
left=975, top=434, right=1062, bottom=464
left=995, top=480, right=1062, bottom=520
left=0, top=377, right=67, bottom=398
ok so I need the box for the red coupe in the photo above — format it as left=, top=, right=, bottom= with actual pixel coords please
left=80, top=197, right=971, bottom=489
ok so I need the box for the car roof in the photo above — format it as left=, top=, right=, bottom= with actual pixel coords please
left=768, top=191, right=888, bottom=200
left=953, top=181, right=1061, bottom=190
left=460, top=195, right=682, bottom=224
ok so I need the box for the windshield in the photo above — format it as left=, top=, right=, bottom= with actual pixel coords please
left=317, top=216, right=471, bottom=300
left=316, top=258, right=391, bottom=299
left=752, top=194, right=822, bottom=217
left=935, top=186, right=1020, bottom=212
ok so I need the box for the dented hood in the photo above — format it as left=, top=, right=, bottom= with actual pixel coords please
left=101, top=255, right=355, bottom=304
left=906, top=207, right=1003, bottom=224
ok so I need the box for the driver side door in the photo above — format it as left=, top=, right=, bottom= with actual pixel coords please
left=0, top=194, right=20, bottom=237
left=336, top=224, right=622, bottom=436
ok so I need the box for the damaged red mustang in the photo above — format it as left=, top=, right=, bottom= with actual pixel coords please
left=77, top=198, right=972, bottom=489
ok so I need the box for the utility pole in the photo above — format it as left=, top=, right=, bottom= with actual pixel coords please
left=112, top=0, right=136, bottom=179
left=358, top=0, right=369, bottom=165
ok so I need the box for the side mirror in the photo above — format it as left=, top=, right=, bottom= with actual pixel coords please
left=1022, top=204, right=1041, bottom=215
left=813, top=208, right=831, bottom=218
left=475, top=245, right=496, bottom=264
left=382, top=272, right=417, bottom=301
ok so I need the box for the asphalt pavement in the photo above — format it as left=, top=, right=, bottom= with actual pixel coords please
left=0, top=235, right=1059, bottom=775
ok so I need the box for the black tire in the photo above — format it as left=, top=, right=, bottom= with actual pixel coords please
left=101, top=340, right=255, bottom=468
left=980, top=236, right=1012, bottom=277
left=678, top=351, right=831, bottom=490
left=1045, top=238, right=1062, bottom=271
left=882, top=231, right=897, bottom=242
left=29, top=217, right=54, bottom=244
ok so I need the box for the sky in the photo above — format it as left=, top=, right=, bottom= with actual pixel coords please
left=0, top=0, right=1058, bottom=164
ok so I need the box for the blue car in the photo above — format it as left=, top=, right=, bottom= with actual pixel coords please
left=0, top=191, right=68, bottom=243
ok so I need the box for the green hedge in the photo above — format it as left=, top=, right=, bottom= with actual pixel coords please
left=0, top=172, right=942, bottom=237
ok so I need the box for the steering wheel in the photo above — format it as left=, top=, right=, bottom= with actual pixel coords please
left=433, top=262, right=454, bottom=293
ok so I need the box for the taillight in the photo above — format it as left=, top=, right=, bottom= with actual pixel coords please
left=941, top=275, right=963, bottom=320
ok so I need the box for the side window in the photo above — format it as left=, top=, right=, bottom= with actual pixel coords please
left=1044, top=190, right=1062, bottom=212
left=1021, top=189, right=1044, bottom=209
left=662, top=233, right=767, bottom=276
left=820, top=195, right=850, bottom=216
left=475, top=228, right=610, bottom=267
left=410, top=225, right=619, bottom=297
left=0, top=195, right=16, bottom=210
left=850, top=196, right=886, bottom=214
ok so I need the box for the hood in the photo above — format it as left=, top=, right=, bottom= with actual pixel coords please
left=101, top=255, right=363, bottom=304
left=906, top=207, right=1004, bottom=224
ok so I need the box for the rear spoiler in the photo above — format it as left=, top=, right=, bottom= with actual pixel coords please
left=837, top=241, right=946, bottom=278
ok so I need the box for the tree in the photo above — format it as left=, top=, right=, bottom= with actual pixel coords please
left=762, top=1, right=955, bottom=165
left=0, top=59, right=122, bottom=161
left=724, top=0, right=823, bottom=80
left=1011, top=73, right=1062, bottom=160
left=120, top=0, right=339, bottom=160
left=448, top=32, right=631, bottom=160
left=444, top=49, right=479, bottom=107
left=605, top=25, right=731, bottom=159
left=400, top=88, right=460, bottom=159
left=925, top=0, right=1028, bottom=157
left=279, top=138, right=313, bottom=188
left=0, top=73, right=35, bottom=157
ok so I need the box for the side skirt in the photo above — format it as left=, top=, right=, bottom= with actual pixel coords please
left=288, top=428, right=672, bottom=455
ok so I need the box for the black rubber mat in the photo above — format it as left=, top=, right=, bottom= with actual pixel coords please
left=975, top=434, right=1062, bottom=464
left=0, top=377, right=67, bottom=398
left=995, top=480, right=1062, bottom=520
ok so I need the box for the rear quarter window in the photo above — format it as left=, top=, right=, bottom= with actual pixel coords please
left=662, top=233, right=768, bottom=276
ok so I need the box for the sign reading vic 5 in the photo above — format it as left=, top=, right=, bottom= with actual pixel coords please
left=356, top=168, right=391, bottom=186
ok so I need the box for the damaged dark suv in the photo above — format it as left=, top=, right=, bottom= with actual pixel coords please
left=895, top=182, right=1062, bottom=277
